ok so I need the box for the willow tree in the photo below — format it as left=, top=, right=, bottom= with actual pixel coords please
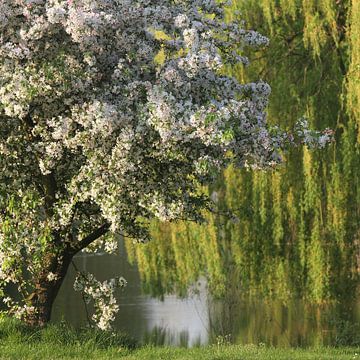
left=0, top=0, right=332, bottom=328
left=127, top=0, right=359, bottom=305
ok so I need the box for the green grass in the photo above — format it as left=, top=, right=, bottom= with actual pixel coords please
left=0, top=317, right=359, bottom=360
left=1, top=343, right=359, bottom=360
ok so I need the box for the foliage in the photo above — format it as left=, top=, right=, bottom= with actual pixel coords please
left=73, top=272, right=127, bottom=331
left=331, top=319, right=360, bottom=347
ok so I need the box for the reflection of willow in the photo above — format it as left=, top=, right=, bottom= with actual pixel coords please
left=207, top=293, right=360, bottom=347
left=142, top=327, right=195, bottom=347
left=126, top=0, right=360, bottom=314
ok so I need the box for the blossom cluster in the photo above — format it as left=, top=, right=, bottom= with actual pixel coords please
left=74, top=272, right=127, bottom=330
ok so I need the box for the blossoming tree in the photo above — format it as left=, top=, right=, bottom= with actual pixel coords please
left=0, top=0, right=332, bottom=328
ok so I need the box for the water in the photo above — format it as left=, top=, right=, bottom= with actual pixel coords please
left=52, top=250, right=209, bottom=347
left=52, top=245, right=360, bottom=347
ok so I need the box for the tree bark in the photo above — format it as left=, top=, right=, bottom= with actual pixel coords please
left=26, top=249, right=74, bottom=327
left=25, top=224, right=110, bottom=327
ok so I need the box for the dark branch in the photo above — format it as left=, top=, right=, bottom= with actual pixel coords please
left=73, top=223, right=110, bottom=253
left=43, top=173, right=57, bottom=217
left=71, top=260, right=93, bottom=326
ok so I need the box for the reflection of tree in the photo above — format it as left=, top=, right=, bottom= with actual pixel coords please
left=207, top=295, right=360, bottom=347
left=142, top=327, right=195, bottom=347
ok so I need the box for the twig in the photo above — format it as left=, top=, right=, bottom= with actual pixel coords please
left=71, top=260, right=93, bottom=327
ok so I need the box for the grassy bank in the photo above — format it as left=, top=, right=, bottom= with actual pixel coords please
left=0, top=343, right=360, bottom=360
left=1, top=343, right=359, bottom=360
left=0, top=317, right=359, bottom=360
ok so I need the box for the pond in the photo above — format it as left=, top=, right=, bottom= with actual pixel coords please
left=52, top=241, right=360, bottom=348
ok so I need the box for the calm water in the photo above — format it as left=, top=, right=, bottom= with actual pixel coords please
left=52, top=244, right=360, bottom=347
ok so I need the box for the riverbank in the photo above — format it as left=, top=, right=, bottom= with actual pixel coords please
left=0, top=318, right=359, bottom=359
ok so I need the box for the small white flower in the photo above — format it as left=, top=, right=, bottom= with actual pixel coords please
left=174, top=14, right=190, bottom=29
left=47, top=272, right=58, bottom=282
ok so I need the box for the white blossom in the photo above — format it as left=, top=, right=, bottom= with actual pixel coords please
left=74, top=272, right=126, bottom=330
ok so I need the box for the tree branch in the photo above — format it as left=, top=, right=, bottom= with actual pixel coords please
left=23, top=111, right=58, bottom=216
left=71, top=260, right=93, bottom=326
left=73, top=223, right=110, bottom=253
left=43, top=173, right=57, bottom=217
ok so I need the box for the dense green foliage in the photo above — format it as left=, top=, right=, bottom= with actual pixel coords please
left=126, top=0, right=360, bottom=303
left=0, top=317, right=358, bottom=360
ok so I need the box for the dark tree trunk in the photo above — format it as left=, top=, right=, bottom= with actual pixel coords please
left=26, top=249, right=75, bottom=327
left=23, top=224, right=110, bottom=327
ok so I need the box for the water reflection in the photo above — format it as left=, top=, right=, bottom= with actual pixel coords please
left=209, top=298, right=360, bottom=347
left=52, top=243, right=360, bottom=347
left=52, top=248, right=208, bottom=347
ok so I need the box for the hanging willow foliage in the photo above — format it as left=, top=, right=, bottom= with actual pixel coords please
left=126, top=0, right=360, bottom=303
left=347, top=0, right=360, bottom=142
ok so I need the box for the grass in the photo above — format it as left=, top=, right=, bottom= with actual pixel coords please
left=0, top=317, right=359, bottom=360
left=1, top=343, right=359, bottom=360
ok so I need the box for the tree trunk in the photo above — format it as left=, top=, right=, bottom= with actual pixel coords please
left=26, top=249, right=75, bottom=327
left=23, top=224, right=110, bottom=327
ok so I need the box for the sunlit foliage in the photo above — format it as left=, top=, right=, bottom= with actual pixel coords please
left=127, top=0, right=360, bottom=303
